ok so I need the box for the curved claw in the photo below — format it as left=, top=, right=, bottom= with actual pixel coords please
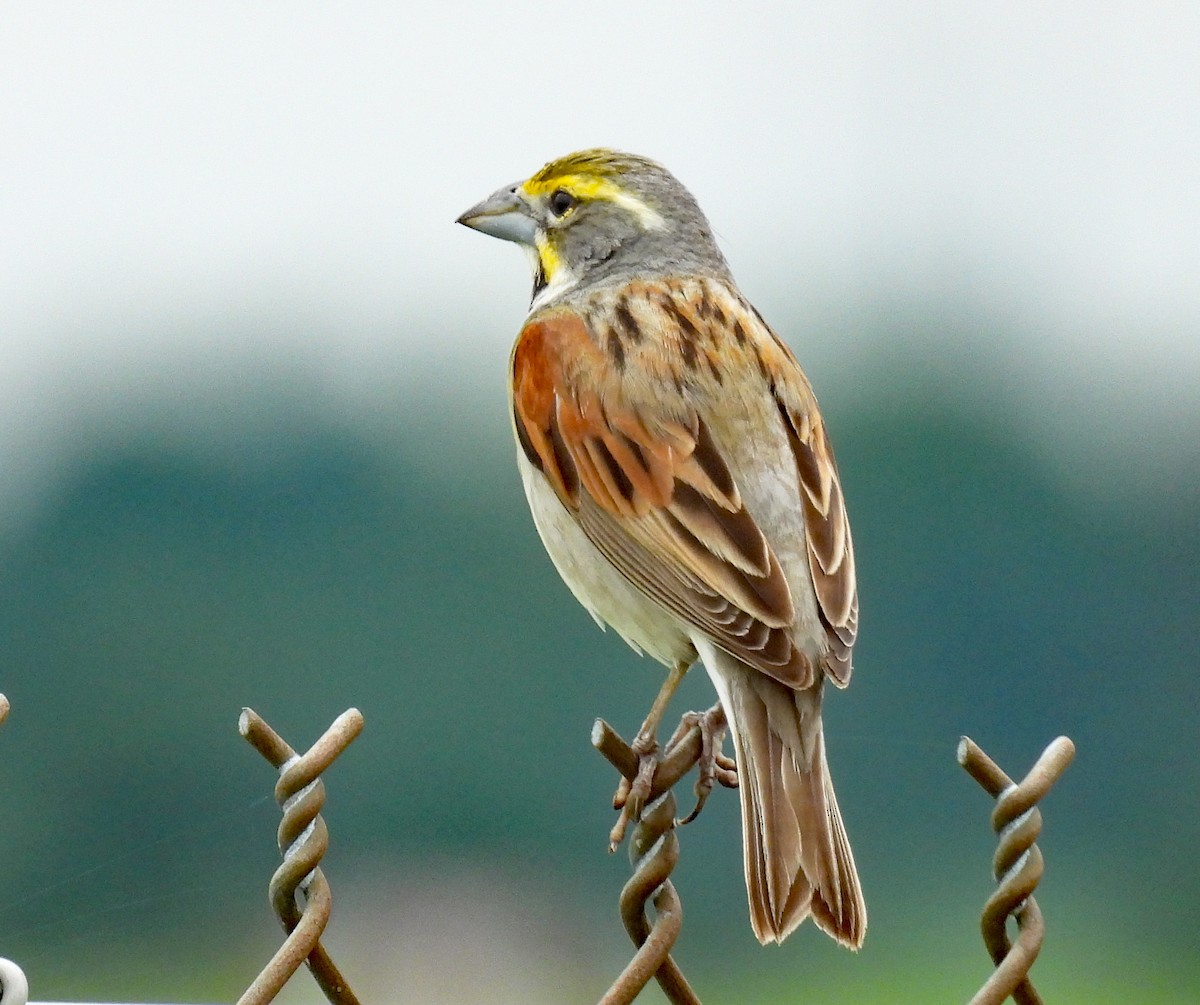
left=673, top=704, right=738, bottom=826
left=676, top=790, right=711, bottom=827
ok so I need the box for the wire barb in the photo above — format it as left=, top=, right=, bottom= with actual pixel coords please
left=237, top=707, right=365, bottom=1005
left=592, top=715, right=708, bottom=1005
left=958, top=735, right=1076, bottom=1005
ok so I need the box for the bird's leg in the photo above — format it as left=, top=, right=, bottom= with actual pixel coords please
left=612, top=660, right=690, bottom=809
left=672, top=701, right=738, bottom=825
left=609, top=660, right=689, bottom=850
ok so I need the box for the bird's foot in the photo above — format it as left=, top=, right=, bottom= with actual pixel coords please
left=609, top=732, right=659, bottom=851
left=672, top=703, right=738, bottom=826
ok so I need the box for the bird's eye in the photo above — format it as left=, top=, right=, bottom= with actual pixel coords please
left=548, top=188, right=577, bottom=217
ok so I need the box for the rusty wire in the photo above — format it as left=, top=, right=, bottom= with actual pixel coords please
left=592, top=715, right=710, bottom=1005
left=959, top=735, right=1076, bottom=1005
left=237, top=707, right=364, bottom=1005
left=2, top=685, right=1087, bottom=1005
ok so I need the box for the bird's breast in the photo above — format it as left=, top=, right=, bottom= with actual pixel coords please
left=515, top=449, right=697, bottom=668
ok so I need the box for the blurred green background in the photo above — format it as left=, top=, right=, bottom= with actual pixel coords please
left=3, top=4, right=1199, bottom=1004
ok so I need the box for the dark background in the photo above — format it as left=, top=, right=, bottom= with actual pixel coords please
left=2, top=334, right=1196, bottom=1003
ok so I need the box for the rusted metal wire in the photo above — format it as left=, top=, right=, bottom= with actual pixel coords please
left=959, top=735, right=1076, bottom=1005
left=592, top=716, right=708, bottom=1005
left=237, top=707, right=364, bottom=1005
left=3, top=685, right=1087, bottom=1005
left=0, top=695, right=359, bottom=1005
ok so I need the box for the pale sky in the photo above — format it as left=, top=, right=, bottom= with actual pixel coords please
left=3, top=2, right=1198, bottom=519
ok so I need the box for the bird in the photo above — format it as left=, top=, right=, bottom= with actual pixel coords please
left=457, top=149, right=865, bottom=948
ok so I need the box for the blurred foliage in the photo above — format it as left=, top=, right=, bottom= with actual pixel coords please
left=0, top=357, right=1197, bottom=1003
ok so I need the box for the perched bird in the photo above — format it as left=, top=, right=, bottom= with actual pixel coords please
left=457, top=149, right=865, bottom=948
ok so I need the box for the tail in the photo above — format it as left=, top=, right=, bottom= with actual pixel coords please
left=697, top=639, right=866, bottom=947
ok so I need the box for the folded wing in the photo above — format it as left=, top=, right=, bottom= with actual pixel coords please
left=512, top=308, right=821, bottom=686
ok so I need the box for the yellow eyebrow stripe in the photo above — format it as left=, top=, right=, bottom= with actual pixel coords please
left=522, top=173, right=664, bottom=230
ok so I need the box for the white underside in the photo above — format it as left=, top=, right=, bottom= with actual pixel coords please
left=518, top=450, right=696, bottom=667
left=514, top=378, right=829, bottom=671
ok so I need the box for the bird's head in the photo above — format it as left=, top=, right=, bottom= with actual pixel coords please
left=457, top=148, right=729, bottom=308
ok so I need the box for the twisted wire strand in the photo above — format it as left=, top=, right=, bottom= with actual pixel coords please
left=959, top=735, right=1075, bottom=1005
left=592, top=718, right=704, bottom=1005
left=238, top=708, right=364, bottom=1005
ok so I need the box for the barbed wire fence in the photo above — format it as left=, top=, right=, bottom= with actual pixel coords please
left=0, top=689, right=1074, bottom=1005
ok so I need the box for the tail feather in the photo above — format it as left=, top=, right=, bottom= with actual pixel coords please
left=697, top=639, right=866, bottom=947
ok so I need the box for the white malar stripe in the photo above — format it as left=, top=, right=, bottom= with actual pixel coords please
left=528, top=260, right=581, bottom=313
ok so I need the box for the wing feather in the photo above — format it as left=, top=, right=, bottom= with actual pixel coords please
left=775, top=390, right=858, bottom=686
left=511, top=283, right=858, bottom=689
left=511, top=309, right=814, bottom=686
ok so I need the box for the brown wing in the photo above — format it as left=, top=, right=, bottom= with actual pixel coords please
left=772, top=362, right=858, bottom=687
left=511, top=309, right=816, bottom=687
